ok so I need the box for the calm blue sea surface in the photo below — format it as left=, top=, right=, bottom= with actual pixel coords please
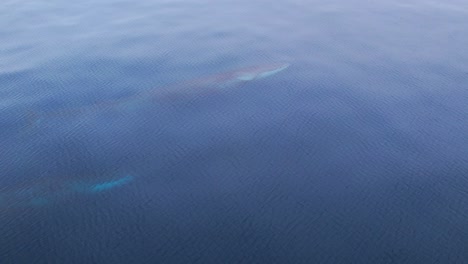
left=1, top=0, right=468, bottom=263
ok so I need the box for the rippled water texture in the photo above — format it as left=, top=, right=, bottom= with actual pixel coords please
left=1, top=0, right=468, bottom=263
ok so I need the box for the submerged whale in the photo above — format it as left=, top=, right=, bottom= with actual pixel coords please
left=5, top=62, right=290, bottom=209
left=27, top=62, right=290, bottom=127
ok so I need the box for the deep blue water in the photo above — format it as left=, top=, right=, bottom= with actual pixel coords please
left=1, top=0, right=468, bottom=263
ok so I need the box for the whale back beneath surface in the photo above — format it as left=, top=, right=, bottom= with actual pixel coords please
left=3, top=63, right=291, bottom=209
left=25, top=62, right=291, bottom=128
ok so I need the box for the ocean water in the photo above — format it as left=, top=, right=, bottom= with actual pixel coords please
left=1, top=0, right=468, bottom=263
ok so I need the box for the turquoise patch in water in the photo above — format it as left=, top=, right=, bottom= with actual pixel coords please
left=89, top=175, right=134, bottom=193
